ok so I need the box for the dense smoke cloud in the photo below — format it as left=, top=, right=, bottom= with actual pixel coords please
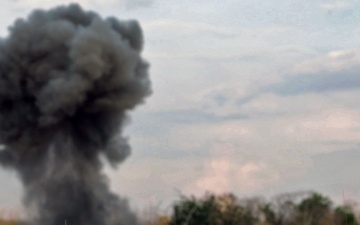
left=0, top=4, right=150, bottom=225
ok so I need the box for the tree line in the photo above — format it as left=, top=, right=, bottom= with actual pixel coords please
left=149, top=191, right=358, bottom=225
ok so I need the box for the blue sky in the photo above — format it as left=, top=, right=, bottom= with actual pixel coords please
left=1, top=0, right=360, bottom=212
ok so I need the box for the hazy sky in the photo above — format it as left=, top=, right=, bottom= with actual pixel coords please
left=1, top=0, right=360, bottom=213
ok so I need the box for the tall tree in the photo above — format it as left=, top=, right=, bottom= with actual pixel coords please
left=297, top=193, right=332, bottom=225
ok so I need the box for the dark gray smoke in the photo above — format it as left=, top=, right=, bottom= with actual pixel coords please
left=0, top=4, right=151, bottom=225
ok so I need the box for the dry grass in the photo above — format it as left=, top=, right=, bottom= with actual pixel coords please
left=0, top=208, right=22, bottom=225
left=0, top=219, right=20, bottom=225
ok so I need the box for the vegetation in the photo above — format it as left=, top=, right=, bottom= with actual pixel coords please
left=0, top=191, right=358, bottom=225
left=158, top=191, right=359, bottom=225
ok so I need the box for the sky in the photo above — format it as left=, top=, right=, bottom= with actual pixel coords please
left=1, top=0, right=360, bottom=214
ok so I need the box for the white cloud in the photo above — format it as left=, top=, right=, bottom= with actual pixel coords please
left=285, top=109, right=360, bottom=144
left=320, top=1, right=352, bottom=10
left=8, top=0, right=119, bottom=11
left=143, top=19, right=236, bottom=37
left=125, top=0, right=154, bottom=10
left=144, top=19, right=313, bottom=61
left=193, top=158, right=232, bottom=194
left=289, top=49, right=360, bottom=75
left=186, top=144, right=280, bottom=196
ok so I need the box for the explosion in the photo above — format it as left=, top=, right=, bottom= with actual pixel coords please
left=0, top=4, right=151, bottom=225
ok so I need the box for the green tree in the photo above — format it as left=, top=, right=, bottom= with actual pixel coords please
left=260, top=192, right=303, bottom=225
left=297, top=193, right=332, bottom=225
left=169, top=194, right=218, bottom=225
left=334, top=205, right=358, bottom=225
left=167, top=191, right=359, bottom=225
left=169, top=193, right=258, bottom=225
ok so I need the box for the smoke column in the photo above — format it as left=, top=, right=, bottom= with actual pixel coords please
left=0, top=4, right=151, bottom=225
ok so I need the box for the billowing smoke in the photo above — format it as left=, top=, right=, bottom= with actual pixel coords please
left=0, top=4, right=151, bottom=225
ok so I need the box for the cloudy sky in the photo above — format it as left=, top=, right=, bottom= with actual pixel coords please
left=1, top=0, right=360, bottom=213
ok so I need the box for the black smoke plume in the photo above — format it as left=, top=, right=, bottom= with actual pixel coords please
left=0, top=4, right=151, bottom=225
